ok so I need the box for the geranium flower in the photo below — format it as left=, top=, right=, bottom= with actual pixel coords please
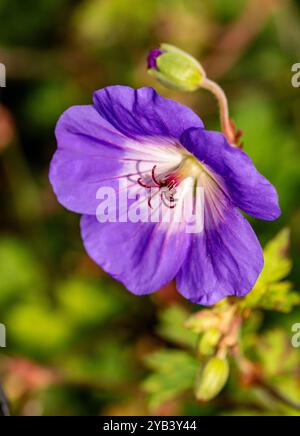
left=49, top=86, right=280, bottom=305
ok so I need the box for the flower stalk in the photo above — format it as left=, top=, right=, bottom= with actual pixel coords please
left=201, top=78, right=243, bottom=148
left=147, top=44, right=244, bottom=148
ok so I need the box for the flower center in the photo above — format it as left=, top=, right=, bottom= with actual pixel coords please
left=137, top=154, right=213, bottom=209
left=177, top=155, right=206, bottom=179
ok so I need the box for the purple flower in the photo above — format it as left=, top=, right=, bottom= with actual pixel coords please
left=49, top=86, right=280, bottom=306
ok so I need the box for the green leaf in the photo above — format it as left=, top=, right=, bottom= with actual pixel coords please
left=259, top=228, right=292, bottom=284
left=157, top=305, right=198, bottom=348
left=143, top=350, right=198, bottom=409
left=258, top=282, right=300, bottom=313
left=256, top=329, right=300, bottom=378
left=240, top=229, right=299, bottom=312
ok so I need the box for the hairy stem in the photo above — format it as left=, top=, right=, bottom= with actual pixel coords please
left=201, top=78, right=236, bottom=145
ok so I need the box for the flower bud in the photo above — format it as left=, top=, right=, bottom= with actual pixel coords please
left=197, top=327, right=221, bottom=357
left=195, top=357, right=229, bottom=402
left=147, top=44, right=206, bottom=92
left=185, top=310, right=219, bottom=333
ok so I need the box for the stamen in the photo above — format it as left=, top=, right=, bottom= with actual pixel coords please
left=151, top=165, right=160, bottom=186
left=137, top=164, right=181, bottom=209
left=137, top=178, right=154, bottom=189
left=148, top=196, right=153, bottom=209
left=161, top=193, right=176, bottom=209
left=136, top=154, right=228, bottom=222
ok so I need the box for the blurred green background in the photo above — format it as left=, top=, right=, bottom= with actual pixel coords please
left=0, top=0, right=299, bottom=416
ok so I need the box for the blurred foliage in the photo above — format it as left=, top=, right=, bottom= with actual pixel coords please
left=156, top=305, right=197, bottom=349
left=241, top=229, right=300, bottom=312
left=143, top=350, right=198, bottom=410
left=0, top=0, right=299, bottom=416
left=143, top=230, right=300, bottom=414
